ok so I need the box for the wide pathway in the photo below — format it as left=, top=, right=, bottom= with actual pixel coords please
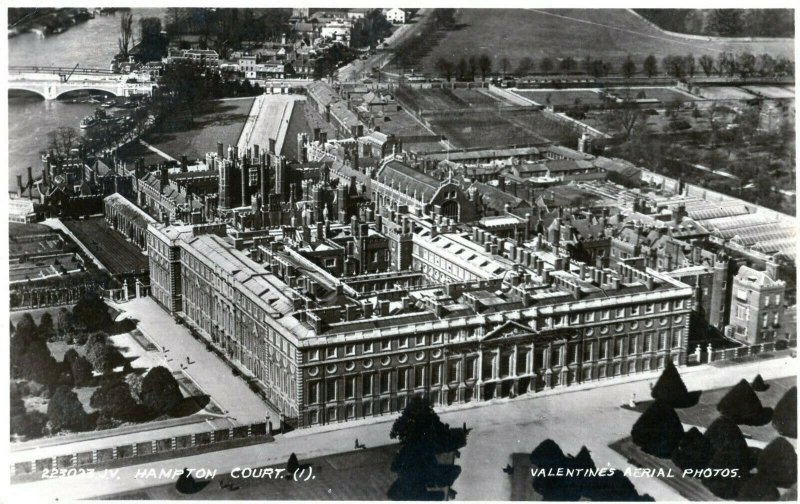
left=237, top=94, right=303, bottom=158
left=9, top=355, right=794, bottom=500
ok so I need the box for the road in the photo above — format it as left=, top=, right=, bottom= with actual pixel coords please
left=337, top=9, right=431, bottom=83
left=9, top=354, right=795, bottom=500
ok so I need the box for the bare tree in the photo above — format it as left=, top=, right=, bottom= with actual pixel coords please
left=47, top=126, right=81, bottom=157
left=436, top=57, right=454, bottom=82
left=118, top=11, right=134, bottom=60
left=500, top=57, right=510, bottom=76
left=477, top=54, right=492, bottom=82
left=698, top=55, right=715, bottom=77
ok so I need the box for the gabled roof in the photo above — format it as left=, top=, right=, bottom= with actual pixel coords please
left=377, top=160, right=440, bottom=202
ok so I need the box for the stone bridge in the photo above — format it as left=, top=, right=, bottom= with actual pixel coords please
left=8, top=66, right=156, bottom=100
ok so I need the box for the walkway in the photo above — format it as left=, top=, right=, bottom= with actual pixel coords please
left=9, top=355, right=795, bottom=500
left=138, top=139, right=177, bottom=162
left=237, top=94, right=303, bottom=157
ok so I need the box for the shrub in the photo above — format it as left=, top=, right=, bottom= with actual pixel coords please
left=751, top=374, right=769, bottom=392
left=140, top=366, right=183, bottom=416
left=631, top=400, right=684, bottom=457
left=72, top=292, right=112, bottom=332
left=17, top=339, right=60, bottom=385
left=772, top=386, right=797, bottom=438
left=757, top=437, right=797, bottom=487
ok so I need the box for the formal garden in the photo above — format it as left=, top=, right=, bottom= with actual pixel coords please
left=619, top=362, right=797, bottom=500
left=10, top=292, right=204, bottom=442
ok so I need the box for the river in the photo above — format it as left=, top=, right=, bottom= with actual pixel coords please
left=7, top=8, right=166, bottom=187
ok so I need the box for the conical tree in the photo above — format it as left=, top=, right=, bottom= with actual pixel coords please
left=703, top=443, right=751, bottom=499
left=530, top=439, right=566, bottom=469
left=757, top=437, right=797, bottom=487
left=530, top=439, right=573, bottom=500
left=737, top=473, right=780, bottom=501
left=717, top=379, right=770, bottom=424
left=671, top=427, right=713, bottom=471
left=751, top=374, right=769, bottom=392
left=285, top=452, right=299, bottom=479
left=704, top=416, right=749, bottom=453
left=631, top=400, right=684, bottom=457
left=651, top=362, right=691, bottom=407
left=772, top=386, right=797, bottom=438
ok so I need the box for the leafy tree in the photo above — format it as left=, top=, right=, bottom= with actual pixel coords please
left=500, top=57, right=511, bottom=76
left=559, top=56, right=576, bottom=73
left=516, top=56, right=534, bottom=76
left=436, top=57, right=454, bottom=82
left=72, top=292, right=112, bottom=333
left=57, top=307, right=74, bottom=337
left=388, top=396, right=465, bottom=500
left=18, top=339, right=60, bottom=385
left=69, top=353, right=93, bottom=386
left=38, top=312, right=56, bottom=340
left=699, top=55, right=715, bottom=76
left=685, top=54, right=696, bottom=77
left=477, top=54, right=492, bottom=82
left=631, top=400, right=684, bottom=457
left=158, top=60, right=212, bottom=125
left=286, top=452, right=300, bottom=479
left=671, top=427, right=713, bottom=471
left=772, top=386, right=797, bottom=438
left=643, top=54, right=658, bottom=77
left=140, top=366, right=183, bottom=416
left=540, top=57, right=554, bottom=74
left=90, top=377, right=140, bottom=420
left=736, top=52, right=757, bottom=78
left=456, top=57, right=468, bottom=81
left=138, top=17, right=168, bottom=62
left=757, top=437, right=797, bottom=487
left=47, top=386, right=92, bottom=432
left=708, top=9, right=743, bottom=36
left=621, top=56, right=637, bottom=78
left=717, top=379, right=771, bottom=425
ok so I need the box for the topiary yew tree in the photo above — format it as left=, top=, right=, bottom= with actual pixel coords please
left=631, top=400, right=684, bottom=457
left=671, top=427, right=713, bottom=471
left=757, top=437, right=797, bottom=487
left=703, top=442, right=751, bottom=499
left=651, top=362, right=691, bottom=407
left=47, top=386, right=92, bottom=432
left=704, top=416, right=749, bottom=453
left=717, top=379, right=771, bottom=425
left=737, top=473, right=780, bottom=501
left=772, top=386, right=797, bottom=438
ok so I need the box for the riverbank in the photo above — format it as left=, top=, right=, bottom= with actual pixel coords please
left=8, top=8, right=96, bottom=38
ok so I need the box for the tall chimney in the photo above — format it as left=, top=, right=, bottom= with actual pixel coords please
left=16, top=175, right=23, bottom=198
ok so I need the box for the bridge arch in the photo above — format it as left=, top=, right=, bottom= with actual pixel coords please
left=54, top=87, right=119, bottom=100
left=8, top=86, right=47, bottom=99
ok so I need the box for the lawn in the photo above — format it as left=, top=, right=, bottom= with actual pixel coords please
left=140, top=97, right=255, bottom=163
left=63, top=217, right=148, bottom=276
left=515, top=89, right=606, bottom=107
left=694, top=86, right=758, bottom=100
left=103, top=445, right=400, bottom=500
left=418, top=9, right=793, bottom=77
left=741, top=85, right=795, bottom=100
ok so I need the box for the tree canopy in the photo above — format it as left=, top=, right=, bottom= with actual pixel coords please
left=47, top=386, right=92, bottom=432
left=757, top=437, right=797, bottom=487
left=717, top=379, right=771, bottom=425
left=772, top=386, right=796, bottom=438
left=140, top=366, right=183, bottom=416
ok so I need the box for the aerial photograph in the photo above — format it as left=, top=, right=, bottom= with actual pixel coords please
left=4, top=5, right=797, bottom=502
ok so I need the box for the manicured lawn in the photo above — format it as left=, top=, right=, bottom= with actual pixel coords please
left=63, top=217, right=148, bottom=276
left=515, top=89, right=606, bottom=107
left=141, top=97, right=255, bottom=163
left=103, top=445, right=400, bottom=500
left=418, top=9, right=793, bottom=77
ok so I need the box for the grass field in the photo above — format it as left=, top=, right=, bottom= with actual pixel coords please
left=63, top=217, right=149, bottom=276
left=694, top=86, right=759, bottom=100
left=395, top=87, right=506, bottom=113
left=140, top=97, right=255, bottom=163
left=418, top=9, right=793, bottom=77
left=514, top=89, right=607, bottom=107
left=742, top=85, right=795, bottom=100
left=426, top=109, right=572, bottom=149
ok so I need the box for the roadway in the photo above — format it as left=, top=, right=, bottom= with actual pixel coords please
left=9, top=353, right=795, bottom=500
left=337, top=9, right=432, bottom=83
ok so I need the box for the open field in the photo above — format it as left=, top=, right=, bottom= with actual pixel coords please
left=63, top=217, right=148, bottom=276
left=136, top=97, right=255, bottom=163
left=418, top=9, right=794, bottom=77
left=607, top=86, right=700, bottom=103
left=395, top=86, right=507, bottom=113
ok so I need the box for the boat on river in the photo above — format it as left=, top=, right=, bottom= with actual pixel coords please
left=79, top=115, right=96, bottom=129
